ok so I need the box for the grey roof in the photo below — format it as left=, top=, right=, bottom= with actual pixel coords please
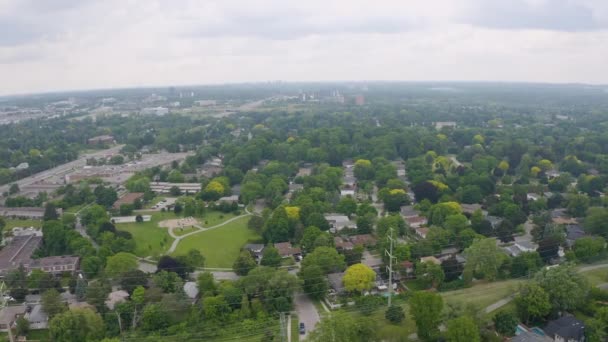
left=566, top=225, right=586, bottom=241
left=544, top=316, right=585, bottom=341
left=511, top=331, right=550, bottom=342
left=26, top=304, right=48, bottom=324
left=400, top=206, right=418, bottom=217
left=183, top=282, right=199, bottom=299
left=244, top=244, right=265, bottom=253
left=515, top=241, right=538, bottom=250
left=327, top=272, right=345, bottom=293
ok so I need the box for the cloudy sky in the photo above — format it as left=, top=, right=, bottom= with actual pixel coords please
left=0, top=0, right=607, bottom=95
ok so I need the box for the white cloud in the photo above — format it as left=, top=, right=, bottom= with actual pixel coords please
left=0, top=0, right=606, bottom=95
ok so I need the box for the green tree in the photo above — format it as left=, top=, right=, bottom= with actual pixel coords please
left=15, top=316, right=29, bottom=336
left=415, top=261, right=445, bottom=289
left=233, top=250, right=257, bottom=276
left=446, top=316, right=480, bottom=342
left=141, top=303, right=170, bottom=331
left=336, top=196, right=357, bottom=216
left=584, top=207, right=608, bottom=235
left=43, top=202, right=59, bottom=221
left=197, top=272, right=217, bottom=297
left=463, top=238, right=505, bottom=283
left=342, top=263, right=375, bottom=293
left=535, top=265, right=590, bottom=312
left=104, top=252, right=138, bottom=276
left=300, top=226, right=322, bottom=253
left=152, top=271, right=182, bottom=293
left=385, top=305, right=405, bottom=324
left=354, top=159, right=374, bottom=181
left=42, top=289, right=66, bottom=319
left=510, top=252, right=543, bottom=278
left=443, top=214, right=469, bottom=234
left=566, top=193, right=590, bottom=217
left=261, top=245, right=282, bottom=268
left=410, top=291, right=443, bottom=341
left=299, top=265, right=328, bottom=300
left=573, top=236, right=606, bottom=262
left=515, top=283, right=551, bottom=324
left=49, top=309, right=105, bottom=342
left=493, top=311, right=518, bottom=336
left=301, top=246, right=346, bottom=274
left=307, top=311, right=377, bottom=342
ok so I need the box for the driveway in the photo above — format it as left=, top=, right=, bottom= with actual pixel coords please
left=294, top=293, right=320, bottom=340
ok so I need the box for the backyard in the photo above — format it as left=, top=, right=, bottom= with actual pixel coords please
left=172, top=215, right=258, bottom=268
left=3, top=218, right=42, bottom=229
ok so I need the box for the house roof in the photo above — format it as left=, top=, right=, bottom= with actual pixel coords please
left=327, top=272, right=345, bottom=292
left=25, top=304, right=48, bottom=324
left=461, top=203, right=482, bottom=214
left=112, top=192, right=144, bottom=209
left=420, top=256, right=441, bottom=265
left=0, top=306, right=26, bottom=325
left=400, top=206, right=418, bottom=217
left=274, top=242, right=302, bottom=257
left=29, top=255, right=79, bottom=269
left=415, top=227, right=429, bottom=237
left=544, top=316, right=585, bottom=341
left=183, top=282, right=199, bottom=299
left=566, top=225, right=586, bottom=241
left=0, top=235, right=43, bottom=273
left=244, top=244, right=265, bottom=253
left=350, top=234, right=377, bottom=246
left=334, top=237, right=354, bottom=250
left=407, top=216, right=427, bottom=224
left=105, top=290, right=129, bottom=310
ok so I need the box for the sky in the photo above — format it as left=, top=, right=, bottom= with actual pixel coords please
left=0, top=0, right=607, bottom=95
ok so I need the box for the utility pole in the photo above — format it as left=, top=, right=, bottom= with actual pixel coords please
left=279, top=312, right=287, bottom=342
left=385, top=228, right=396, bottom=307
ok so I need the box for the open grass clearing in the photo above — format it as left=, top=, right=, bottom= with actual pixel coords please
left=172, top=216, right=259, bottom=268
left=173, top=226, right=198, bottom=236
left=200, top=210, right=242, bottom=227
left=115, top=211, right=177, bottom=258
left=440, top=279, right=524, bottom=310
left=3, top=218, right=42, bottom=229
left=580, top=267, right=608, bottom=286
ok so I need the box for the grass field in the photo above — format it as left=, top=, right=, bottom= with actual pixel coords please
left=200, top=210, right=241, bottom=227
left=3, top=218, right=42, bottom=229
left=580, top=267, right=608, bottom=286
left=173, top=216, right=259, bottom=268
left=116, top=211, right=176, bottom=258
left=291, top=313, right=300, bottom=342
left=440, top=279, right=524, bottom=309
left=340, top=303, right=416, bottom=340
left=173, top=226, right=198, bottom=236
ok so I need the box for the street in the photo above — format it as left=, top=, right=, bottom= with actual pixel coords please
left=294, top=293, right=320, bottom=341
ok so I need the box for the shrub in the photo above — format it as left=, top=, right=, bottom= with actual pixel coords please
left=385, top=305, right=405, bottom=324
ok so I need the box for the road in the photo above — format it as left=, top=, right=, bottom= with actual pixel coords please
left=294, top=293, right=320, bottom=341
left=0, top=145, right=124, bottom=195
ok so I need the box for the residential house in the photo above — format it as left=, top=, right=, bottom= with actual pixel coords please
left=415, top=227, right=429, bottom=239
left=486, top=215, right=503, bottom=229
left=350, top=234, right=377, bottom=247
left=461, top=203, right=483, bottom=215
left=324, top=214, right=356, bottom=233
left=407, top=216, right=428, bottom=229
left=244, top=244, right=265, bottom=260
left=334, top=237, right=354, bottom=250
left=29, top=256, right=80, bottom=275
left=25, top=304, right=49, bottom=330
left=566, top=225, right=586, bottom=247
left=274, top=242, right=302, bottom=259
left=0, top=306, right=26, bottom=332
left=105, top=290, right=129, bottom=310
left=327, top=272, right=345, bottom=294
left=0, top=235, right=43, bottom=274
left=420, top=256, right=441, bottom=265
left=183, top=282, right=199, bottom=302
left=543, top=316, right=585, bottom=342
left=340, top=189, right=355, bottom=197
left=503, top=241, right=538, bottom=257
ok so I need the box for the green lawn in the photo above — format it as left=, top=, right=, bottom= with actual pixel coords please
left=341, top=303, right=417, bottom=341
left=581, top=267, right=608, bottom=286
left=173, top=226, right=198, bottom=236
left=440, top=279, right=524, bottom=310
left=3, top=218, right=42, bottom=229
left=200, top=210, right=241, bottom=227
left=291, top=313, right=300, bottom=342
left=26, top=329, right=51, bottom=341
left=116, top=211, right=177, bottom=258
left=173, top=216, right=259, bottom=268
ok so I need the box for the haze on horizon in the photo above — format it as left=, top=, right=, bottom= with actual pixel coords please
left=1, top=0, right=607, bottom=95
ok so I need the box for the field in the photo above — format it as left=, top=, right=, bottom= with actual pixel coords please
left=3, top=218, right=42, bottom=229
left=200, top=210, right=241, bottom=227
left=173, top=216, right=259, bottom=268
left=115, top=211, right=176, bottom=258
left=580, top=267, right=608, bottom=286
left=440, top=279, right=524, bottom=310
left=173, top=226, right=198, bottom=236
left=341, top=303, right=417, bottom=340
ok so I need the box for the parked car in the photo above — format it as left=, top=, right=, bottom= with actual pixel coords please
left=299, top=322, right=305, bottom=334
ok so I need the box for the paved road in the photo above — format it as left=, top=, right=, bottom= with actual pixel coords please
left=294, top=293, right=320, bottom=341
left=166, top=209, right=252, bottom=254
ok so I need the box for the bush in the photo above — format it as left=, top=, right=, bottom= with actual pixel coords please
left=493, top=311, right=518, bottom=336
left=438, top=279, right=468, bottom=292
left=355, top=295, right=385, bottom=316
left=385, top=305, right=405, bottom=324
left=135, top=215, right=143, bottom=223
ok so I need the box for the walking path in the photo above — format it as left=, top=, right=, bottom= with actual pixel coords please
left=165, top=207, right=252, bottom=254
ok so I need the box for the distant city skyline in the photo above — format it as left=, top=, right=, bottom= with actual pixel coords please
left=1, top=0, right=607, bottom=95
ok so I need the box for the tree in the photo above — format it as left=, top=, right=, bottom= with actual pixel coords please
left=385, top=305, right=405, bottom=324
left=247, top=215, right=265, bottom=234
left=141, top=303, right=170, bottom=331
left=463, top=238, right=505, bottom=283
left=573, top=236, right=606, bottom=262
left=493, top=311, right=518, bottom=336
left=104, top=252, right=137, bottom=276
left=444, top=214, right=469, bottom=234
left=416, top=261, right=445, bottom=289
left=410, top=291, right=443, bottom=341
left=49, top=309, right=105, bottom=342
left=566, top=194, right=590, bottom=217
left=537, top=237, right=560, bottom=263
left=301, top=246, right=346, bottom=274
left=510, top=252, right=543, bottom=278
left=383, top=189, right=409, bottom=212
left=445, top=316, right=480, bottom=342
left=299, top=264, right=328, bottom=300
left=354, top=159, right=374, bottom=181
left=535, top=265, right=590, bottom=312
left=9, top=183, right=19, bottom=195
left=260, top=245, right=282, bottom=268
left=43, top=202, right=59, bottom=221
left=356, top=213, right=375, bottom=234
left=496, top=219, right=515, bottom=243
left=42, top=289, right=66, bottom=319
left=197, top=272, right=217, bottom=297
left=584, top=207, right=608, bottom=235
left=307, top=311, right=376, bottom=342
left=119, top=269, right=148, bottom=294
left=135, top=214, right=143, bottom=223
left=342, top=263, right=375, bottom=293
left=300, top=226, right=322, bottom=253
left=336, top=196, right=357, bottom=216
left=153, top=271, right=182, bottom=293
left=233, top=250, right=257, bottom=276
left=515, top=283, right=551, bottom=324
left=157, top=255, right=189, bottom=278
left=16, top=316, right=29, bottom=336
